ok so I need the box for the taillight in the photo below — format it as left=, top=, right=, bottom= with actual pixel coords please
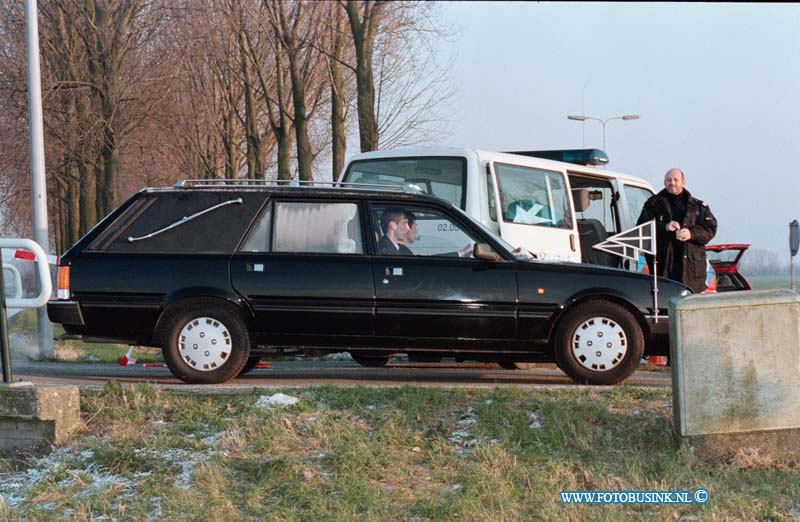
left=57, top=265, right=70, bottom=299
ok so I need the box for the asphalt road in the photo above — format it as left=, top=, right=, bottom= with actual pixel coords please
left=8, top=359, right=672, bottom=391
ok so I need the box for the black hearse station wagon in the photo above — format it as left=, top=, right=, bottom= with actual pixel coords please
left=48, top=181, right=689, bottom=385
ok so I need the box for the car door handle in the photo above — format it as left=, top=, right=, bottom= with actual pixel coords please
left=384, top=267, right=403, bottom=276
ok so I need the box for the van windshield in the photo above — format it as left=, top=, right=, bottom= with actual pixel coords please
left=342, top=157, right=467, bottom=209
left=494, top=163, right=572, bottom=229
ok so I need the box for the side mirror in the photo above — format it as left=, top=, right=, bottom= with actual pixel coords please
left=474, top=243, right=500, bottom=262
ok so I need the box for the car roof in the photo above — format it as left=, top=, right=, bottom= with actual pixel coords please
left=139, top=184, right=453, bottom=206
left=345, top=146, right=653, bottom=187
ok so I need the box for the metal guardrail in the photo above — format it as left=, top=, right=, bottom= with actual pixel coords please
left=1, top=238, right=53, bottom=384
left=3, top=265, right=22, bottom=300
left=0, top=239, right=52, bottom=308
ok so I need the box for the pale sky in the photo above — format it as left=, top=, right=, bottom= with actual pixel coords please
left=432, top=2, right=800, bottom=256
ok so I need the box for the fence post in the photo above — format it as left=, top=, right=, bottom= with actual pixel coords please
left=0, top=252, right=12, bottom=383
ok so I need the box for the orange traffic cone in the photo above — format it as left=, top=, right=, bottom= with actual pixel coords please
left=119, top=346, right=137, bottom=366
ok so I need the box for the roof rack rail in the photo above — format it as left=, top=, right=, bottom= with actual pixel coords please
left=173, top=178, right=424, bottom=193
left=505, top=148, right=609, bottom=167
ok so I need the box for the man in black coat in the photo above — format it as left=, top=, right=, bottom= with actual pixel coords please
left=378, top=207, right=413, bottom=255
left=637, top=168, right=717, bottom=293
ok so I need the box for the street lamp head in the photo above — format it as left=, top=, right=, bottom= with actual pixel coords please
left=567, top=115, right=588, bottom=121
left=622, top=115, right=640, bottom=121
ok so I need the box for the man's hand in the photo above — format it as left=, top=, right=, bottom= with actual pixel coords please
left=666, top=221, right=681, bottom=232
left=676, top=228, right=692, bottom=241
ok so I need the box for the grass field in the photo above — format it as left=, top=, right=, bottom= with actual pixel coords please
left=747, top=274, right=796, bottom=291
left=0, top=384, right=796, bottom=521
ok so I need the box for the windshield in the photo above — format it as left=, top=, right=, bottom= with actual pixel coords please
left=342, top=157, right=467, bottom=209
left=494, top=163, right=572, bottom=228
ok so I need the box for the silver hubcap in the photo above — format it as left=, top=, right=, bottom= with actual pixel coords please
left=178, top=317, right=231, bottom=371
left=570, top=316, right=628, bottom=372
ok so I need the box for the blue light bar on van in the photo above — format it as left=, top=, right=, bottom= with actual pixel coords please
left=506, top=149, right=609, bottom=167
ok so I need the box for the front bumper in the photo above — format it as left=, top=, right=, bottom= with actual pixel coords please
left=46, top=300, right=85, bottom=326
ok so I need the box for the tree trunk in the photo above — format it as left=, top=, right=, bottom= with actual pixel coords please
left=330, top=12, right=347, bottom=179
left=239, top=26, right=261, bottom=178
left=79, top=159, right=97, bottom=236
left=288, top=56, right=312, bottom=181
left=222, top=107, right=236, bottom=178
left=345, top=0, right=383, bottom=152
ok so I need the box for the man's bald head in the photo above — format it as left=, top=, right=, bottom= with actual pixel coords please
left=664, top=168, right=686, bottom=195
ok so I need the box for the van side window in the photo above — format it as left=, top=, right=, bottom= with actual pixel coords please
left=623, top=185, right=654, bottom=224
left=569, top=175, right=619, bottom=235
left=271, top=202, right=363, bottom=254
left=494, top=163, right=571, bottom=229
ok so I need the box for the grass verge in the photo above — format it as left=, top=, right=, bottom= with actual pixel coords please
left=0, top=384, right=797, bottom=521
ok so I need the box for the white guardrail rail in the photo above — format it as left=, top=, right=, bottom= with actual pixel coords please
left=0, top=238, right=52, bottom=308
left=3, top=264, right=22, bottom=300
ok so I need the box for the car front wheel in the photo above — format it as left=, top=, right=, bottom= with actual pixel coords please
left=162, top=301, right=251, bottom=384
left=553, top=300, right=644, bottom=385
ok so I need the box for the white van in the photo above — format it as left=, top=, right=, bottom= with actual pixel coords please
left=338, top=147, right=656, bottom=268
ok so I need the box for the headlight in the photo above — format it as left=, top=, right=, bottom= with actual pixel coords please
left=680, top=289, right=692, bottom=297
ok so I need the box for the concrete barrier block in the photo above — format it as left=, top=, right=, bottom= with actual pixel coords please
left=670, top=289, right=800, bottom=439
left=0, top=385, right=81, bottom=457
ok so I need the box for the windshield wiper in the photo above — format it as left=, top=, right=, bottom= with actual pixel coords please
left=127, top=198, right=243, bottom=243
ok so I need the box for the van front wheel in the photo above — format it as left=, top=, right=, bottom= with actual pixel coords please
left=162, top=302, right=251, bottom=384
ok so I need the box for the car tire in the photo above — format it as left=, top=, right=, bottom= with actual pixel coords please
left=350, top=353, right=391, bottom=368
left=161, top=301, right=251, bottom=384
left=238, top=356, right=262, bottom=376
left=553, top=300, right=644, bottom=385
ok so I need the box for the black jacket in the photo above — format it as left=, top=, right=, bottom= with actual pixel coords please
left=378, top=235, right=413, bottom=256
left=637, top=188, right=717, bottom=292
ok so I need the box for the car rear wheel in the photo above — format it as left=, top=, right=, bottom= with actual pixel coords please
left=553, top=300, right=644, bottom=385
left=162, top=301, right=251, bottom=384
left=350, top=353, right=391, bottom=367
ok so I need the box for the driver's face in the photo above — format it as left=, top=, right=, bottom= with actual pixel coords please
left=407, top=221, right=417, bottom=243
left=394, top=217, right=411, bottom=241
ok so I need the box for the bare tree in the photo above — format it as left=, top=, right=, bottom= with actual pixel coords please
left=342, top=0, right=384, bottom=152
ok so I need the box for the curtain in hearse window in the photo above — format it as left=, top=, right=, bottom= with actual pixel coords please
left=271, top=202, right=363, bottom=254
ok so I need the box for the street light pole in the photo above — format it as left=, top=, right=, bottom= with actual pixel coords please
left=567, top=114, right=640, bottom=152
left=25, top=0, right=54, bottom=358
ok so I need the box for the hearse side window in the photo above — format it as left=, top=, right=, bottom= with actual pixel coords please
left=240, top=203, right=272, bottom=252
left=271, top=202, right=363, bottom=254
left=89, top=192, right=266, bottom=254
left=372, top=204, right=500, bottom=259
left=342, top=157, right=467, bottom=209
left=494, top=163, right=572, bottom=229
